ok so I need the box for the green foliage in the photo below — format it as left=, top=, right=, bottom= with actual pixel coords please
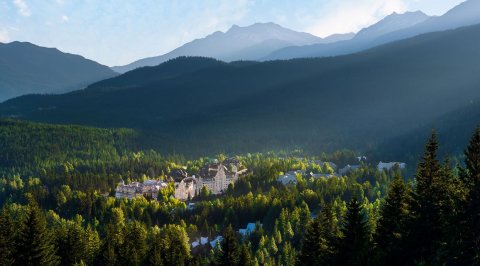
left=119, top=221, right=148, bottom=266
left=297, top=214, right=329, bottom=265
left=1, top=120, right=480, bottom=265
left=0, top=205, right=15, bottom=266
left=405, top=132, right=447, bottom=264
left=0, top=119, right=136, bottom=169
left=216, top=225, right=240, bottom=266
left=337, top=198, right=370, bottom=266
left=238, top=244, right=254, bottom=266
left=373, top=174, right=410, bottom=265
left=455, top=127, right=480, bottom=264
left=15, top=196, right=60, bottom=266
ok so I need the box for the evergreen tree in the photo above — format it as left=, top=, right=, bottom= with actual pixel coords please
left=16, top=196, right=60, bottom=266
left=297, top=204, right=337, bottom=265
left=281, top=242, right=296, bottom=266
left=336, top=197, right=370, bottom=266
left=158, top=224, right=191, bottom=266
left=374, top=173, right=410, bottom=265
left=216, top=225, right=240, bottom=266
left=436, top=158, right=466, bottom=263
left=238, top=244, right=254, bottom=266
left=457, top=127, right=480, bottom=264
left=119, top=221, right=148, bottom=266
left=320, top=203, right=339, bottom=253
left=0, top=205, right=15, bottom=266
left=297, top=216, right=326, bottom=265
left=98, top=223, right=121, bottom=266
left=84, top=225, right=100, bottom=265
left=406, top=132, right=449, bottom=264
left=56, top=220, right=87, bottom=266
left=146, top=231, right=164, bottom=266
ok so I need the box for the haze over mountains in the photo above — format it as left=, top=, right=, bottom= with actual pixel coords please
left=113, top=0, right=480, bottom=73
left=266, top=0, right=480, bottom=60
left=3, top=22, right=480, bottom=155
left=376, top=0, right=480, bottom=45
left=111, top=23, right=354, bottom=73
left=2, top=0, right=478, bottom=103
left=0, top=42, right=117, bottom=102
left=1, top=0, right=480, bottom=156
left=264, top=11, right=431, bottom=60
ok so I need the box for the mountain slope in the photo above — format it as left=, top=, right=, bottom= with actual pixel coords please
left=371, top=99, right=480, bottom=168
left=265, top=11, right=430, bottom=60
left=376, top=0, right=480, bottom=45
left=0, top=42, right=117, bottom=102
left=2, top=24, right=480, bottom=155
left=112, top=23, right=332, bottom=73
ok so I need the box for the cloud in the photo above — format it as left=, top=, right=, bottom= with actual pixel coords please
left=62, top=15, right=69, bottom=22
left=13, top=0, right=31, bottom=17
left=0, top=28, right=9, bottom=42
left=55, top=0, right=65, bottom=5
left=304, top=0, right=408, bottom=37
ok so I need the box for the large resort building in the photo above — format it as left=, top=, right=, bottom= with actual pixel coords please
left=116, top=158, right=247, bottom=201
left=115, top=180, right=167, bottom=200
left=197, top=160, right=247, bottom=195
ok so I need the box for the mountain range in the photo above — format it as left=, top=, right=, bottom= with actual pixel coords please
left=375, top=0, right=480, bottom=46
left=111, top=23, right=354, bottom=73
left=266, top=0, right=480, bottom=60
left=3, top=23, right=480, bottom=155
left=3, top=0, right=478, bottom=103
left=0, top=42, right=117, bottom=102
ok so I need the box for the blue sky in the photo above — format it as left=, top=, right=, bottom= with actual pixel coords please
left=0, top=0, right=466, bottom=66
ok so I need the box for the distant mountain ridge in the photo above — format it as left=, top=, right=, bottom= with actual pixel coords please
left=0, top=41, right=117, bottom=102
left=264, top=11, right=430, bottom=60
left=354, top=11, right=430, bottom=41
left=112, top=0, right=480, bottom=72
left=266, top=0, right=480, bottom=60
left=375, top=0, right=480, bottom=45
left=3, top=24, right=480, bottom=155
left=111, top=23, right=352, bottom=73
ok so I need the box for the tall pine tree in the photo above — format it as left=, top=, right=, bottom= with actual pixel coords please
left=406, top=131, right=449, bottom=264
left=457, top=127, right=480, bottom=264
left=374, top=173, right=410, bottom=265
left=216, top=225, right=240, bottom=266
left=119, top=221, right=148, bottom=266
left=297, top=204, right=336, bottom=265
left=336, top=197, right=370, bottom=266
left=16, top=196, right=60, bottom=266
left=297, top=216, right=324, bottom=265
left=238, top=244, right=254, bottom=266
left=0, top=205, right=15, bottom=266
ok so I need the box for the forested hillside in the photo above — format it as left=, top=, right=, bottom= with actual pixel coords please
left=1, top=119, right=480, bottom=265
left=0, top=119, right=137, bottom=178
left=371, top=99, right=480, bottom=167
left=2, top=24, right=480, bottom=155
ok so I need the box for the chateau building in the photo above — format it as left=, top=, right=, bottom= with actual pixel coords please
left=115, top=158, right=247, bottom=201
left=174, top=177, right=197, bottom=201
left=197, top=159, right=247, bottom=195
left=115, top=180, right=167, bottom=200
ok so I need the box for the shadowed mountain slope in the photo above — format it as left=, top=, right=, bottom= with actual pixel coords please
left=2, top=24, right=480, bottom=155
left=0, top=41, right=117, bottom=102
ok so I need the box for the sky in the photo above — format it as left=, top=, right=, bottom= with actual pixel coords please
left=0, top=0, right=466, bottom=66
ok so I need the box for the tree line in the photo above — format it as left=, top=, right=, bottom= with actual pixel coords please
left=1, top=120, right=479, bottom=265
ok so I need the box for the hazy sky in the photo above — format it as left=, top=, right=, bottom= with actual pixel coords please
left=0, top=0, right=466, bottom=66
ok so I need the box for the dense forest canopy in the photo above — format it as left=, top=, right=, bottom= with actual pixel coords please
left=1, top=119, right=480, bottom=265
